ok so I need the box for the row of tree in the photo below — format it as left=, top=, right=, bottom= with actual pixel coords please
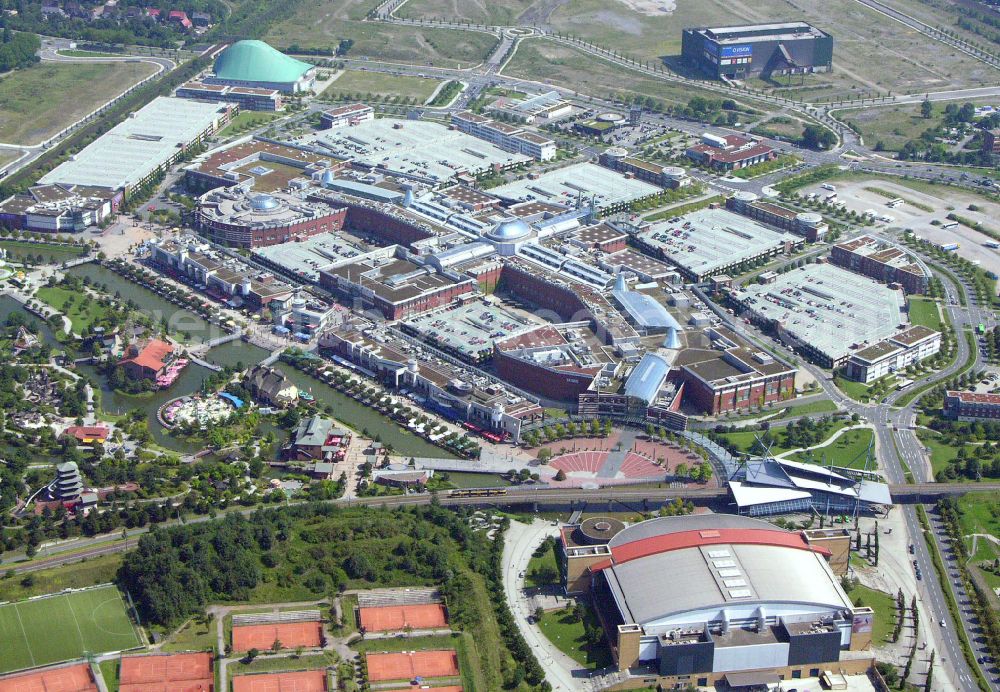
left=0, top=28, right=39, bottom=72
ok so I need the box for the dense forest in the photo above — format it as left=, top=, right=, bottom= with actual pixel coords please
left=0, top=28, right=40, bottom=71
left=118, top=503, right=551, bottom=690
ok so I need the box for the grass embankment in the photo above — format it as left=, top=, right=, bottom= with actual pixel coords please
left=537, top=607, right=613, bottom=669
left=846, top=583, right=896, bottom=645
left=788, top=428, right=876, bottom=469
left=162, top=616, right=217, bottom=653
left=0, top=553, right=122, bottom=601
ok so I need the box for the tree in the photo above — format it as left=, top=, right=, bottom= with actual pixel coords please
left=246, top=648, right=259, bottom=662
left=554, top=469, right=566, bottom=481
left=920, top=98, right=933, bottom=119
left=801, top=124, right=837, bottom=150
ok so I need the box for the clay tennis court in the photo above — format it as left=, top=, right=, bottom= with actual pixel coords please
left=231, top=670, right=326, bottom=692
left=358, top=604, right=448, bottom=632
left=232, top=622, right=323, bottom=652
left=365, top=651, right=459, bottom=682
left=119, top=652, right=213, bottom=692
left=0, top=664, right=96, bottom=692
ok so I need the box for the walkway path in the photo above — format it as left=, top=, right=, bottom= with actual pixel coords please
left=773, top=424, right=873, bottom=462
left=502, top=519, right=585, bottom=692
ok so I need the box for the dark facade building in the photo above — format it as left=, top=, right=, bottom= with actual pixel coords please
left=681, top=22, right=833, bottom=80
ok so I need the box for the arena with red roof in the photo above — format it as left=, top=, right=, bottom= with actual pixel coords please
left=576, top=515, right=875, bottom=687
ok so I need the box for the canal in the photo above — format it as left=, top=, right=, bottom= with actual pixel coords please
left=277, top=363, right=457, bottom=459
left=65, top=263, right=222, bottom=344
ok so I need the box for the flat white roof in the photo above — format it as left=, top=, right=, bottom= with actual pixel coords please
left=492, top=162, right=659, bottom=210
left=308, top=118, right=529, bottom=182
left=41, top=97, right=230, bottom=190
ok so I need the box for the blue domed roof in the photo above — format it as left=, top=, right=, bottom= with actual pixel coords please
left=250, top=194, right=279, bottom=211
left=487, top=217, right=531, bottom=242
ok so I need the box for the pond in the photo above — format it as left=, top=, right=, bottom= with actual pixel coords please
left=277, top=363, right=457, bottom=459
left=64, top=264, right=221, bottom=344
left=0, top=295, right=61, bottom=346
left=80, top=339, right=272, bottom=454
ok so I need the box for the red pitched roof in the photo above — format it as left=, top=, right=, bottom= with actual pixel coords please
left=589, top=528, right=830, bottom=572
left=64, top=425, right=110, bottom=441
left=120, top=339, right=174, bottom=372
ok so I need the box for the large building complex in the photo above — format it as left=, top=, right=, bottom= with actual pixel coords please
left=729, top=263, right=905, bottom=368
left=311, top=118, right=530, bottom=182
left=562, top=515, right=873, bottom=687
left=196, top=188, right=347, bottom=248
left=450, top=111, right=557, bottom=161
left=205, top=40, right=316, bottom=93
left=0, top=184, right=119, bottom=232
left=830, top=235, right=929, bottom=294
left=634, top=208, right=801, bottom=282
left=681, top=22, right=834, bottom=80
left=40, top=97, right=232, bottom=196
left=176, top=80, right=283, bottom=111
left=726, top=192, right=827, bottom=242
left=492, top=162, right=662, bottom=214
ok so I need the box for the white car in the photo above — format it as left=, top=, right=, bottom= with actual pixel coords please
left=940, top=619, right=947, bottom=627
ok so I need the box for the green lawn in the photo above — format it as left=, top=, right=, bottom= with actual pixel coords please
left=0, top=553, right=122, bottom=601
left=57, top=49, right=121, bottom=57
left=0, top=585, right=141, bottom=672
left=908, top=297, right=943, bottom=331
left=916, top=430, right=961, bottom=476
left=717, top=420, right=849, bottom=456
left=833, top=372, right=896, bottom=403
left=537, top=606, right=612, bottom=669
left=773, top=399, right=840, bottom=420
left=219, top=111, right=281, bottom=137
left=525, top=541, right=560, bottom=588
left=162, top=616, right=217, bottom=653
left=36, top=285, right=110, bottom=333
left=846, top=583, right=896, bottom=645
left=100, top=658, right=120, bottom=692
left=788, top=428, right=876, bottom=469
left=0, top=61, right=156, bottom=145
left=326, top=69, right=442, bottom=102
left=0, top=240, right=87, bottom=263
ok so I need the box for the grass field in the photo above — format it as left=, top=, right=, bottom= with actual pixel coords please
left=327, top=69, right=441, bottom=102
left=267, top=11, right=496, bottom=68
left=716, top=420, right=849, bottom=456
left=846, top=583, right=896, bottom=645
left=99, top=658, right=120, bottom=692
left=916, top=429, right=962, bottom=476
left=908, top=296, right=943, bottom=331
left=788, top=428, right=876, bottom=469
left=161, top=616, right=217, bottom=653
left=0, top=61, right=156, bottom=145
left=37, top=286, right=110, bottom=333
left=408, top=0, right=992, bottom=99
left=0, top=240, right=87, bottom=263
left=503, top=39, right=728, bottom=109
left=841, top=99, right=998, bottom=151
left=0, top=553, right=122, bottom=602
left=537, top=606, right=612, bottom=669
left=219, top=111, right=282, bottom=137
left=0, top=585, right=141, bottom=673
left=525, top=541, right=560, bottom=588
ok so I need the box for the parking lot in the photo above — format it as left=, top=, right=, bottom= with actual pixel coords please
left=805, top=179, right=1000, bottom=278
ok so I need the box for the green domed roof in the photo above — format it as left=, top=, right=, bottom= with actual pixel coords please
left=213, top=40, right=313, bottom=84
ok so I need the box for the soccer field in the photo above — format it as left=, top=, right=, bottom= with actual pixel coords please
left=0, top=585, right=141, bottom=673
